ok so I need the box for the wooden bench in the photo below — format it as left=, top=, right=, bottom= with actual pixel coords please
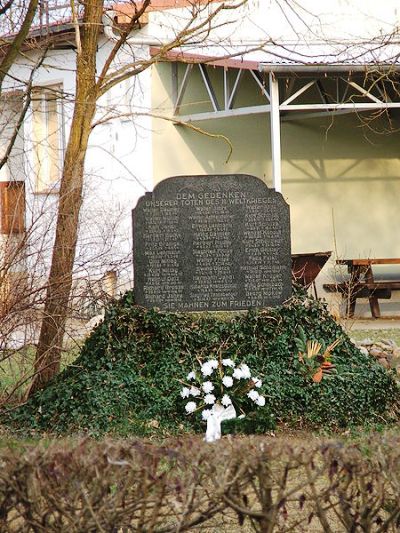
left=323, top=258, right=400, bottom=318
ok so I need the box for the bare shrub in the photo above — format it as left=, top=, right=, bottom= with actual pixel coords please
left=0, top=434, right=400, bottom=531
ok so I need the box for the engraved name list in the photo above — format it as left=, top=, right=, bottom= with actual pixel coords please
left=133, top=174, right=291, bottom=311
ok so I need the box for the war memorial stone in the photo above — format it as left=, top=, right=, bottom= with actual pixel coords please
left=132, top=174, right=291, bottom=311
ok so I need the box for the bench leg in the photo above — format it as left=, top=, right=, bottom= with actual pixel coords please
left=365, top=266, right=381, bottom=319
left=369, top=296, right=381, bottom=318
left=346, top=267, right=363, bottom=318
left=346, top=291, right=381, bottom=318
left=347, top=293, right=357, bottom=318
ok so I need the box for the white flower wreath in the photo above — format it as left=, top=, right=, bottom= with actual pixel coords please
left=180, top=357, right=265, bottom=442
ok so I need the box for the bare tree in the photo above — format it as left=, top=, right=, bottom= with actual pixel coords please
left=29, top=0, right=252, bottom=392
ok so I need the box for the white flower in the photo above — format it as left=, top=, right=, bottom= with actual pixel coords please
left=208, top=359, right=219, bottom=369
left=187, top=371, right=196, bottom=381
left=256, top=395, right=266, bottom=407
left=202, top=381, right=214, bottom=393
left=180, top=387, right=190, bottom=399
left=202, top=409, right=212, bottom=420
left=221, top=394, right=232, bottom=406
left=233, top=368, right=243, bottom=379
left=201, top=362, right=213, bottom=376
left=247, top=390, right=259, bottom=402
left=190, top=386, right=201, bottom=397
left=185, top=401, right=197, bottom=413
left=253, top=377, right=262, bottom=388
left=222, top=358, right=235, bottom=368
left=222, top=376, right=233, bottom=387
left=239, top=364, right=251, bottom=379
left=204, top=394, right=216, bottom=405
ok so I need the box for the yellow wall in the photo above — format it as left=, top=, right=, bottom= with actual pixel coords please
left=152, top=63, right=400, bottom=260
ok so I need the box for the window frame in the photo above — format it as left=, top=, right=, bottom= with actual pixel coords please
left=32, top=84, right=65, bottom=194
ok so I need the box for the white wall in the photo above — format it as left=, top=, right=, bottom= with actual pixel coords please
left=2, top=36, right=153, bottom=290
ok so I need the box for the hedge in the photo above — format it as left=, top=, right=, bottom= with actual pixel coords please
left=0, top=434, right=400, bottom=531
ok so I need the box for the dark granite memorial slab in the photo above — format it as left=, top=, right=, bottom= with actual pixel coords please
left=132, top=174, right=291, bottom=311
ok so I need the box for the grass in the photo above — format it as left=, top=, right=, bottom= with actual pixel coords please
left=347, top=328, right=400, bottom=345
left=0, top=344, right=82, bottom=404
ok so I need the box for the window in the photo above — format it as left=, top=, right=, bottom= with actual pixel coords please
left=32, top=86, right=64, bottom=192
left=0, top=181, right=25, bottom=234
left=0, top=94, right=25, bottom=234
left=0, top=93, right=24, bottom=183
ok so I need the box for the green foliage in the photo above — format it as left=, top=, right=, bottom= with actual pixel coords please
left=2, top=289, right=400, bottom=436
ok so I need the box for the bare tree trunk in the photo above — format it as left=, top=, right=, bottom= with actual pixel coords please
left=30, top=0, right=103, bottom=394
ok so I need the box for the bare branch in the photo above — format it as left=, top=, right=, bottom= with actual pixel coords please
left=0, top=51, right=47, bottom=172
left=0, top=0, right=39, bottom=91
left=0, top=0, right=14, bottom=16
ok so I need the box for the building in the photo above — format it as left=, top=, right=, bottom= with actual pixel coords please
left=1, top=0, right=400, bottom=332
left=150, top=0, right=400, bottom=316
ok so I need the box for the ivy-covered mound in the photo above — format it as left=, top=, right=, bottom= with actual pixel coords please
left=3, top=290, right=400, bottom=435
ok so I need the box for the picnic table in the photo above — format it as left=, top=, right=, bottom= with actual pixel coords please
left=324, top=258, right=400, bottom=318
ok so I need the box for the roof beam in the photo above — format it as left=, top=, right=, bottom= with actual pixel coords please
left=316, top=80, right=330, bottom=105
left=249, top=70, right=270, bottom=102
left=198, top=64, right=220, bottom=112
left=223, top=67, right=229, bottom=110
left=281, top=108, right=370, bottom=121
left=280, top=102, right=400, bottom=111
left=175, top=98, right=400, bottom=122
left=228, top=68, right=243, bottom=109
left=175, top=104, right=271, bottom=122
left=346, top=80, right=382, bottom=104
left=375, top=82, right=392, bottom=103
left=281, top=80, right=315, bottom=106
left=172, top=62, right=400, bottom=122
left=173, top=64, right=193, bottom=115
